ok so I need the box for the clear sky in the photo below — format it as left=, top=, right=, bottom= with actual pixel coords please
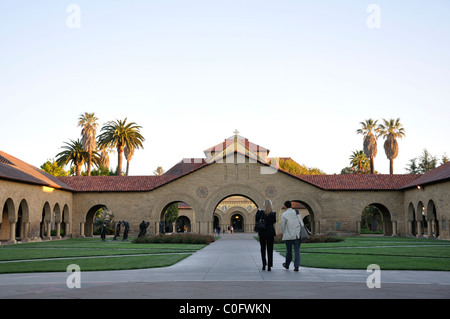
left=1, top=0, right=449, bottom=175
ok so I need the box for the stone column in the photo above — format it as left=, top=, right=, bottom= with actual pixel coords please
left=46, top=221, right=52, bottom=240
left=407, top=221, right=413, bottom=236
left=80, top=222, right=85, bottom=238
left=417, top=221, right=423, bottom=238
left=55, top=222, right=61, bottom=239
left=392, top=221, right=398, bottom=236
left=8, top=222, right=17, bottom=244
left=427, top=219, right=434, bottom=238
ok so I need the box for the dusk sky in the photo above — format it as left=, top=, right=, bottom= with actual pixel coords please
left=1, top=1, right=449, bottom=175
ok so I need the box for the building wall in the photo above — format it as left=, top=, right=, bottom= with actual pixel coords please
left=0, top=179, right=72, bottom=243
left=3, top=157, right=449, bottom=241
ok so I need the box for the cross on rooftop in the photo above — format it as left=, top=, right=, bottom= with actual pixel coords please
left=233, top=129, right=239, bottom=136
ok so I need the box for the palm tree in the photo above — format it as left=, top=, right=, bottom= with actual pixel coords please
left=124, top=144, right=135, bottom=176
left=356, top=119, right=378, bottom=174
left=78, top=112, right=99, bottom=176
left=349, top=150, right=370, bottom=173
left=97, top=118, right=145, bottom=175
left=55, top=139, right=89, bottom=176
left=377, top=118, right=406, bottom=174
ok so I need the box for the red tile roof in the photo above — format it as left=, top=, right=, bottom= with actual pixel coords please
left=0, top=151, right=73, bottom=190
left=401, top=161, right=450, bottom=189
left=294, top=174, right=420, bottom=191
left=164, top=158, right=208, bottom=176
left=58, top=175, right=176, bottom=192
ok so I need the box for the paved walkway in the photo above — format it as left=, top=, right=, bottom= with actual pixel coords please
left=1, top=233, right=450, bottom=299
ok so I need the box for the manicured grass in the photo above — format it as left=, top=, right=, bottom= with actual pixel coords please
left=274, top=236, right=450, bottom=271
left=0, top=254, right=191, bottom=274
left=0, top=237, right=206, bottom=274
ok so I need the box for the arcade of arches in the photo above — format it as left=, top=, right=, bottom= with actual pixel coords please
left=1, top=136, right=450, bottom=244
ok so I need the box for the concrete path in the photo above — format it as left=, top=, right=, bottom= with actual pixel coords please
left=1, top=233, right=450, bottom=299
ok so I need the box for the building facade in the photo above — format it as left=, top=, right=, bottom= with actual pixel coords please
left=1, top=135, right=449, bottom=243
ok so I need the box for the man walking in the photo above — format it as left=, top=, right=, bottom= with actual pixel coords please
left=281, top=201, right=302, bottom=271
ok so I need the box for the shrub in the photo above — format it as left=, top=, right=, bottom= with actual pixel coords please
left=132, top=233, right=215, bottom=245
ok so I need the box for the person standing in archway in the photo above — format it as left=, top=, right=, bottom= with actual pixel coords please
left=255, top=200, right=276, bottom=271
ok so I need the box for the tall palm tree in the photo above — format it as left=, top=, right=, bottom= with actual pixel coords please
left=78, top=112, right=99, bottom=176
left=124, top=144, right=135, bottom=176
left=55, top=139, right=89, bottom=176
left=377, top=118, right=406, bottom=174
left=97, top=118, right=145, bottom=175
left=356, top=119, right=378, bottom=174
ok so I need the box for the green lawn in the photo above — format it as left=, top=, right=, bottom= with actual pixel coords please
left=0, top=237, right=206, bottom=274
left=274, top=236, right=450, bottom=271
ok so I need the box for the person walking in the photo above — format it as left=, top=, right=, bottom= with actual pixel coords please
left=255, top=199, right=276, bottom=271
left=281, top=201, right=302, bottom=271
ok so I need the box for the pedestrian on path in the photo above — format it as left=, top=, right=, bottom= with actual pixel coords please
left=281, top=201, right=301, bottom=271
left=255, top=199, right=277, bottom=271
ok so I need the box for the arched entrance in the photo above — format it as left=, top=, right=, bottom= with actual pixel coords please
left=426, top=200, right=439, bottom=238
left=176, top=216, right=191, bottom=233
left=360, top=203, right=393, bottom=236
left=160, top=201, right=193, bottom=234
left=408, top=202, right=417, bottom=237
left=290, top=200, right=313, bottom=234
left=40, top=202, right=51, bottom=239
left=230, top=213, right=244, bottom=232
left=1, top=198, right=15, bottom=242
left=212, top=195, right=258, bottom=233
left=417, top=201, right=426, bottom=237
left=85, top=204, right=112, bottom=237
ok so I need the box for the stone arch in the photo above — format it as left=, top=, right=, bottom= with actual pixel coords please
left=1, top=198, right=15, bottom=242
left=175, top=215, right=191, bottom=233
left=40, top=202, right=52, bottom=239
left=282, top=192, right=322, bottom=235
left=62, top=204, right=70, bottom=237
left=426, top=200, right=439, bottom=238
left=226, top=205, right=251, bottom=233
left=204, top=184, right=265, bottom=220
left=152, top=193, right=202, bottom=234
left=360, top=203, right=393, bottom=236
left=407, top=202, right=417, bottom=237
left=16, top=199, right=30, bottom=241
left=84, top=204, right=110, bottom=237
left=417, top=201, right=426, bottom=237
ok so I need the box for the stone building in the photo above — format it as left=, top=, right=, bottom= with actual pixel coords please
left=1, top=135, right=449, bottom=243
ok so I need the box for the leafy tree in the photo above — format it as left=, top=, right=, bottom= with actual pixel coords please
left=164, top=203, right=179, bottom=229
left=97, top=118, right=145, bottom=175
left=41, top=159, right=70, bottom=177
left=272, top=158, right=325, bottom=175
left=406, top=149, right=444, bottom=174
left=78, top=112, right=99, bottom=176
left=356, top=119, right=378, bottom=174
left=405, top=158, right=420, bottom=174
left=377, top=118, right=406, bottom=174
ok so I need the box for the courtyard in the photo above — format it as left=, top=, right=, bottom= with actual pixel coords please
left=0, top=233, right=450, bottom=299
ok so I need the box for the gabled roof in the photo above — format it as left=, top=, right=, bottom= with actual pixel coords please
left=0, top=151, right=73, bottom=190
left=401, top=161, right=450, bottom=189
left=204, top=135, right=270, bottom=164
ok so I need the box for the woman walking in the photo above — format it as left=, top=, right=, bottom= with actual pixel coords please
left=255, top=200, right=276, bottom=271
